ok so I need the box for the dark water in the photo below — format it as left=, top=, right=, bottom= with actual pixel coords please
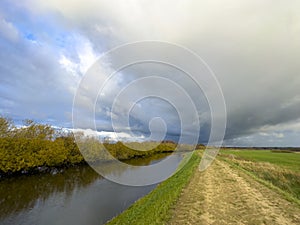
left=0, top=154, right=183, bottom=225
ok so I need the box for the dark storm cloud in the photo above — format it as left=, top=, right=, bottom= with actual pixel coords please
left=1, top=0, right=300, bottom=145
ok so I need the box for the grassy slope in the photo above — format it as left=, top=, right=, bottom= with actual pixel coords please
left=220, top=149, right=300, bottom=202
left=106, top=152, right=200, bottom=225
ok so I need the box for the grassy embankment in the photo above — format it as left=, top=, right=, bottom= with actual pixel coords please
left=0, top=117, right=177, bottom=176
left=219, top=149, right=300, bottom=204
left=106, top=151, right=201, bottom=225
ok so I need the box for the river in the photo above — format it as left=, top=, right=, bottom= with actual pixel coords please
left=0, top=153, right=183, bottom=225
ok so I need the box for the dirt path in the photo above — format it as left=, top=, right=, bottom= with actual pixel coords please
left=169, top=159, right=300, bottom=225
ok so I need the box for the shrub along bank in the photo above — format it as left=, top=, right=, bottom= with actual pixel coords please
left=0, top=117, right=177, bottom=176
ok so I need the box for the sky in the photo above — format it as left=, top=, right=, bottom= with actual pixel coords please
left=0, top=0, right=300, bottom=146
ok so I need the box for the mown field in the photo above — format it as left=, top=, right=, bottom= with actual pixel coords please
left=219, top=149, right=300, bottom=202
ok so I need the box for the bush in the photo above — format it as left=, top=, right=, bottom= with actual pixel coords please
left=0, top=117, right=178, bottom=176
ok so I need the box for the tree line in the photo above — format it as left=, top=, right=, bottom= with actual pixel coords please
left=0, top=117, right=177, bottom=176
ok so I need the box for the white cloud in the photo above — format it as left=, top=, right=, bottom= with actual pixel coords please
left=59, top=55, right=78, bottom=75
left=76, top=39, right=99, bottom=74
left=1, top=0, right=300, bottom=146
left=274, top=133, right=284, bottom=138
left=70, top=128, right=145, bottom=142
left=0, top=17, right=19, bottom=42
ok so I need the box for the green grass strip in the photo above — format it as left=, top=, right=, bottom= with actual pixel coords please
left=220, top=150, right=300, bottom=172
left=106, top=151, right=201, bottom=225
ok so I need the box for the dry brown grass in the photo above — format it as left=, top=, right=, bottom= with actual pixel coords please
left=223, top=154, right=300, bottom=200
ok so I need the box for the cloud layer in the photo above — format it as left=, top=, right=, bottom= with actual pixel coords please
left=1, top=0, right=300, bottom=146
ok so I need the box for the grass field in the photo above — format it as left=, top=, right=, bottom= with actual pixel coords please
left=220, top=149, right=300, bottom=171
left=219, top=149, right=300, bottom=201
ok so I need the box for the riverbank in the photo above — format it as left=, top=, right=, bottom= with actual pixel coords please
left=0, top=117, right=178, bottom=178
left=107, top=149, right=300, bottom=224
left=106, top=151, right=200, bottom=225
left=0, top=142, right=177, bottom=179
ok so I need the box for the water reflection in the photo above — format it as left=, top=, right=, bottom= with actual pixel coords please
left=0, top=153, right=181, bottom=225
left=95, top=153, right=185, bottom=186
left=0, top=166, right=99, bottom=221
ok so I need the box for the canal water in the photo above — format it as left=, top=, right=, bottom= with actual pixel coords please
left=0, top=153, right=183, bottom=225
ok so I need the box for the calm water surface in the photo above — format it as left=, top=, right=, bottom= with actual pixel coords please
left=0, top=153, right=184, bottom=225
